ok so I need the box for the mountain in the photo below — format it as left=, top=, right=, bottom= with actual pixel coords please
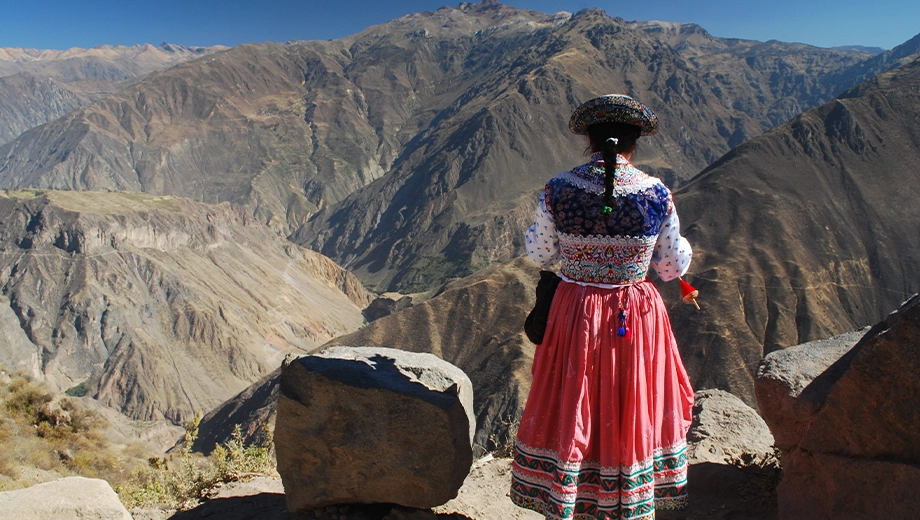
left=0, top=190, right=370, bottom=424
left=822, top=31, right=920, bottom=97
left=322, top=256, right=539, bottom=453
left=627, top=21, right=876, bottom=131
left=667, top=56, right=920, bottom=405
left=0, top=43, right=224, bottom=86
left=292, top=7, right=881, bottom=292
left=0, top=73, right=89, bottom=144
left=0, top=2, right=887, bottom=293
left=0, top=43, right=225, bottom=145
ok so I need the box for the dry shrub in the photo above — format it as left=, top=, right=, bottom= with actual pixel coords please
left=487, top=416, right=520, bottom=459
left=116, top=415, right=276, bottom=510
left=0, top=368, right=142, bottom=489
left=4, top=373, right=52, bottom=421
left=0, top=369, right=274, bottom=508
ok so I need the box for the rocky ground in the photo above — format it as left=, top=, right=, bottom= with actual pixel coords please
left=131, top=456, right=778, bottom=520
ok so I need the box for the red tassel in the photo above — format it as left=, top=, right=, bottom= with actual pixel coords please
left=679, top=277, right=701, bottom=310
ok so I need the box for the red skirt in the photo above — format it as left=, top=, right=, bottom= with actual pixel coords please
left=511, top=280, right=693, bottom=520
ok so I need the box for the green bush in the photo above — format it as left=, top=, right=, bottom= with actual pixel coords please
left=64, top=382, right=89, bottom=397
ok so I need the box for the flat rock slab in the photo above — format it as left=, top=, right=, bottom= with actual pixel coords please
left=0, top=476, right=132, bottom=519
left=276, top=346, right=475, bottom=513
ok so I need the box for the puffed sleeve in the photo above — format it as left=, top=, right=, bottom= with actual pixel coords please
left=650, top=207, right=692, bottom=281
left=525, top=192, right=560, bottom=268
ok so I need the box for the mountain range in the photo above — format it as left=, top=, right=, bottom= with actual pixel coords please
left=0, top=0, right=918, bottom=432
left=3, top=2, right=917, bottom=294
left=668, top=56, right=920, bottom=403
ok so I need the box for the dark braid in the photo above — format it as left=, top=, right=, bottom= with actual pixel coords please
left=602, top=138, right=619, bottom=213
left=586, top=122, right=641, bottom=217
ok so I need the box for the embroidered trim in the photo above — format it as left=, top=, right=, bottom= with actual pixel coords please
left=558, top=273, right=638, bottom=289
left=555, top=170, right=659, bottom=197
left=558, top=232, right=657, bottom=247
left=557, top=233, right=656, bottom=284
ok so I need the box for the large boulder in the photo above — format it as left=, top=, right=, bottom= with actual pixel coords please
left=754, top=328, right=867, bottom=451
left=755, top=294, right=920, bottom=519
left=275, top=346, right=475, bottom=513
left=687, top=389, right=775, bottom=466
left=0, top=476, right=131, bottom=519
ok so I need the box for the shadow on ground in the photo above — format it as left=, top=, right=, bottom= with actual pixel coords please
left=170, top=496, right=474, bottom=520
left=658, top=462, right=780, bottom=520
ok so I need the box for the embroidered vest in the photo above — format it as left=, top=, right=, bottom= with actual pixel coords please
left=545, top=155, right=671, bottom=284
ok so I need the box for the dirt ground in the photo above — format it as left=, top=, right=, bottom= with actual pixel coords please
left=132, top=457, right=778, bottom=520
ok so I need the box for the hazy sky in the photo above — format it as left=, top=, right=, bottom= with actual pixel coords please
left=0, top=0, right=917, bottom=51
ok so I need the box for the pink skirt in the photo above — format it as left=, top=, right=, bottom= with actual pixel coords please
left=511, top=280, right=693, bottom=520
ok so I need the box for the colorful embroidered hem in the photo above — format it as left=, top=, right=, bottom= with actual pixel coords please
left=510, top=440, right=688, bottom=520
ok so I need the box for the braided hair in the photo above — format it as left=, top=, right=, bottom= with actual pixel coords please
left=586, top=122, right=642, bottom=214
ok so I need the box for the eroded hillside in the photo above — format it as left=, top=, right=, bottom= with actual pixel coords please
left=0, top=190, right=369, bottom=424
left=0, top=43, right=225, bottom=145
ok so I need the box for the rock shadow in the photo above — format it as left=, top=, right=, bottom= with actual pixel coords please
left=168, top=492, right=294, bottom=520
left=657, top=462, right=779, bottom=520
left=169, top=496, right=474, bottom=520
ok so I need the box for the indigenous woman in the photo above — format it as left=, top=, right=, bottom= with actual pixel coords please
left=511, top=95, right=694, bottom=520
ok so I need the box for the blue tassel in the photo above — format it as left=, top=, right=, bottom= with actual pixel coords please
left=618, top=307, right=629, bottom=338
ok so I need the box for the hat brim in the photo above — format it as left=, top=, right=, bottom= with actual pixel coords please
left=569, top=94, right=659, bottom=136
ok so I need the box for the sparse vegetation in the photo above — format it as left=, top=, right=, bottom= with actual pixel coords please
left=484, top=416, right=520, bottom=459
left=0, top=366, right=276, bottom=511
left=116, top=414, right=277, bottom=510
left=0, top=368, right=128, bottom=491
left=0, top=189, right=46, bottom=200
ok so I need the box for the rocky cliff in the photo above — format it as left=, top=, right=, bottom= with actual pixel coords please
left=756, top=294, right=920, bottom=519
left=0, top=190, right=369, bottom=424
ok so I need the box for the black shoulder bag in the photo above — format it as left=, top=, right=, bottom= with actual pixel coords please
left=524, top=270, right=561, bottom=344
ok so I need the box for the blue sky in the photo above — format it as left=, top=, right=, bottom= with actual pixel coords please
left=0, top=0, right=917, bottom=51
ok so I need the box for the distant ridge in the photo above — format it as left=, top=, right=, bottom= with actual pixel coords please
left=0, top=43, right=225, bottom=82
left=0, top=43, right=226, bottom=145
left=831, top=45, right=885, bottom=55
left=823, top=31, right=920, bottom=96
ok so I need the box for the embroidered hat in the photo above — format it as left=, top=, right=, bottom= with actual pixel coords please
left=568, top=94, right=659, bottom=136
